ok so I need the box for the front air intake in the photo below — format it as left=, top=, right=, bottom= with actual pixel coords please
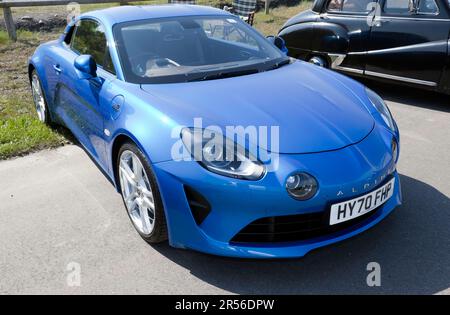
left=184, top=186, right=211, bottom=225
left=230, top=207, right=382, bottom=244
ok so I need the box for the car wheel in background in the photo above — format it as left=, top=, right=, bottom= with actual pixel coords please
left=117, top=142, right=168, bottom=243
left=308, top=56, right=328, bottom=68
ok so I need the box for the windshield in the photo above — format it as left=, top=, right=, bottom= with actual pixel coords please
left=113, top=15, right=288, bottom=83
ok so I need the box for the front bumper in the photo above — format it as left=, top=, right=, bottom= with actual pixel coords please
left=152, top=125, right=402, bottom=258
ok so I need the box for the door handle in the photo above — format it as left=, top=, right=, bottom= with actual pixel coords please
left=374, top=19, right=388, bottom=27
left=53, top=64, right=62, bottom=74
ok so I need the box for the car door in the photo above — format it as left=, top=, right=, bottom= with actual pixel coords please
left=55, top=18, right=117, bottom=167
left=315, top=0, right=378, bottom=73
left=365, top=0, right=449, bottom=87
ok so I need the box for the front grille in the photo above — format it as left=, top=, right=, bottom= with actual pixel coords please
left=230, top=207, right=381, bottom=244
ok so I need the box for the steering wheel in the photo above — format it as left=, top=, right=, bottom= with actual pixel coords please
left=129, top=53, right=160, bottom=76
left=130, top=53, right=180, bottom=76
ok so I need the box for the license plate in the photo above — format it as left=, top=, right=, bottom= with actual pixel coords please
left=329, top=178, right=395, bottom=225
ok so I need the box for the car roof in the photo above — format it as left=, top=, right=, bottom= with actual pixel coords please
left=81, top=4, right=230, bottom=25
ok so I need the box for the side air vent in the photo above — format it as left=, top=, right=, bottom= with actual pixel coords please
left=184, top=186, right=211, bottom=225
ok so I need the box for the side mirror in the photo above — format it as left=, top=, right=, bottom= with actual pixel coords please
left=266, top=35, right=288, bottom=55
left=74, top=54, right=97, bottom=79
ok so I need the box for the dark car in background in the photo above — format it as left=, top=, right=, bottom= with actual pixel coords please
left=278, top=0, right=450, bottom=94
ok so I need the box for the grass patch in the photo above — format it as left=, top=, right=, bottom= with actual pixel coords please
left=0, top=30, right=8, bottom=45
left=0, top=115, right=67, bottom=159
left=80, top=1, right=170, bottom=12
left=0, top=29, right=67, bottom=160
left=254, top=1, right=313, bottom=36
left=0, top=29, right=42, bottom=46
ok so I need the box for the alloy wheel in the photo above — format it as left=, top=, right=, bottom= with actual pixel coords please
left=31, top=74, right=46, bottom=122
left=119, top=150, right=156, bottom=235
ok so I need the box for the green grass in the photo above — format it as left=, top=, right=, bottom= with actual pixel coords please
left=0, top=30, right=8, bottom=45
left=254, top=1, right=313, bottom=36
left=0, top=29, right=38, bottom=44
left=0, top=1, right=312, bottom=160
left=0, top=29, right=68, bottom=160
left=0, top=115, right=67, bottom=158
left=80, top=1, right=172, bottom=12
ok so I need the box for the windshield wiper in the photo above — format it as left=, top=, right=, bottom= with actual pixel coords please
left=187, top=68, right=260, bottom=82
left=266, top=58, right=291, bottom=71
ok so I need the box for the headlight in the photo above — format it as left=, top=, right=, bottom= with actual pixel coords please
left=392, top=138, right=399, bottom=163
left=366, top=88, right=396, bottom=131
left=181, top=128, right=265, bottom=180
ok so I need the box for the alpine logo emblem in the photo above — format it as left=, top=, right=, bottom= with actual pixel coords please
left=336, top=169, right=392, bottom=197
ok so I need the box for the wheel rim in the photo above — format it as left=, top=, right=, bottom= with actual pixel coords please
left=309, top=56, right=327, bottom=68
left=31, top=74, right=46, bottom=122
left=119, top=150, right=156, bottom=235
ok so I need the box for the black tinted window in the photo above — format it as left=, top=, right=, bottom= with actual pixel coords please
left=72, top=20, right=111, bottom=70
left=327, top=0, right=374, bottom=13
left=64, top=25, right=75, bottom=45
left=104, top=47, right=116, bottom=75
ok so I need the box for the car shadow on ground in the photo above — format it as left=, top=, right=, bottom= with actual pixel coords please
left=363, top=80, right=450, bottom=113
left=152, top=174, right=450, bottom=294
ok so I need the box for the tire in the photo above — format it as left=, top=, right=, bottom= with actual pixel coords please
left=117, top=142, right=168, bottom=243
left=30, top=70, right=52, bottom=125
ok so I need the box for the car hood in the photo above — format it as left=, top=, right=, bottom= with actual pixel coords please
left=140, top=61, right=374, bottom=154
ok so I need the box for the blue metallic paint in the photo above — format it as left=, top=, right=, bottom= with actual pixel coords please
left=29, top=5, right=401, bottom=258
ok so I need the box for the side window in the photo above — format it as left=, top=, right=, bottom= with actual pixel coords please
left=64, top=25, right=75, bottom=45
left=327, top=0, right=374, bottom=13
left=103, top=47, right=116, bottom=75
left=71, top=19, right=116, bottom=74
left=417, top=0, right=439, bottom=14
left=384, top=0, right=439, bottom=15
left=384, top=0, right=413, bottom=14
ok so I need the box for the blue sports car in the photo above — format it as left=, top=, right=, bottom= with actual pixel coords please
left=29, top=5, right=401, bottom=258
